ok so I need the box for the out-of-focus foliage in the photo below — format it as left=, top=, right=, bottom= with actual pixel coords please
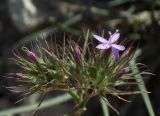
left=0, top=0, right=160, bottom=116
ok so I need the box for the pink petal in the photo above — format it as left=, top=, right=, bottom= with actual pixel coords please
left=109, top=32, right=120, bottom=43
left=92, top=34, right=109, bottom=43
left=96, top=44, right=110, bottom=49
left=112, top=47, right=119, bottom=61
left=112, top=44, right=125, bottom=51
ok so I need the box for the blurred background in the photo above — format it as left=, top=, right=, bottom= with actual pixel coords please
left=0, top=0, right=160, bottom=116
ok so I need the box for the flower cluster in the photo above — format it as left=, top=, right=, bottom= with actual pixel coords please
left=8, top=30, right=146, bottom=115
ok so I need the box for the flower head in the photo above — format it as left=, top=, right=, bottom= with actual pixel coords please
left=7, top=29, right=149, bottom=116
left=92, top=30, right=125, bottom=61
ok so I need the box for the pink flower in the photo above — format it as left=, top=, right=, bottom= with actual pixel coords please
left=92, top=30, right=125, bottom=61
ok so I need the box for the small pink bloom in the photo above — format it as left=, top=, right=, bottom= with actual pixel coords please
left=92, top=30, right=125, bottom=61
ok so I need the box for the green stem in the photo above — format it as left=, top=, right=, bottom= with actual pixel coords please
left=65, top=95, right=89, bottom=116
left=68, top=90, right=80, bottom=104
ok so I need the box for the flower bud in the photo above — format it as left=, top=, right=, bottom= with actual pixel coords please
left=116, top=67, right=129, bottom=77
left=71, top=41, right=82, bottom=66
left=121, top=47, right=132, bottom=58
left=22, top=47, right=39, bottom=63
left=7, top=73, right=24, bottom=78
left=75, top=45, right=82, bottom=65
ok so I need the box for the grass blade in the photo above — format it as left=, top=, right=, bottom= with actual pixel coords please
left=100, top=97, right=110, bottom=116
left=129, top=49, right=155, bottom=116
left=0, top=93, right=72, bottom=116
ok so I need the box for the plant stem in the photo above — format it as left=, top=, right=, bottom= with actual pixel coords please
left=65, top=95, right=89, bottom=116
left=68, top=90, right=80, bottom=104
